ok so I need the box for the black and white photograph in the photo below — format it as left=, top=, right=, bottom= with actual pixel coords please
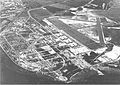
left=1, top=0, right=120, bottom=84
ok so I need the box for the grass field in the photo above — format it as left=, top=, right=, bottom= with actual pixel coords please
left=29, top=8, right=52, bottom=23
left=45, top=6, right=65, bottom=14
left=60, top=0, right=91, bottom=7
left=50, top=3, right=72, bottom=10
left=22, top=0, right=67, bottom=9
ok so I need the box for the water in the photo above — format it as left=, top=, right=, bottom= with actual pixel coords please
left=1, top=43, right=120, bottom=84
left=1, top=29, right=120, bottom=84
left=0, top=47, right=64, bottom=84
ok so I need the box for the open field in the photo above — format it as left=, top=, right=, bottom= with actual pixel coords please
left=45, top=6, right=65, bottom=14
left=22, top=0, right=67, bottom=9
left=29, top=8, right=52, bottom=22
left=60, top=0, right=91, bottom=7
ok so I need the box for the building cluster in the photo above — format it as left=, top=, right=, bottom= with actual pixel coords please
left=0, top=0, right=24, bottom=18
left=1, top=8, right=119, bottom=83
left=0, top=15, right=99, bottom=82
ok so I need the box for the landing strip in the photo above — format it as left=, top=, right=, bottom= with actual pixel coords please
left=28, top=4, right=103, bottom=50
left=47, top=18, right=102, bottom=50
